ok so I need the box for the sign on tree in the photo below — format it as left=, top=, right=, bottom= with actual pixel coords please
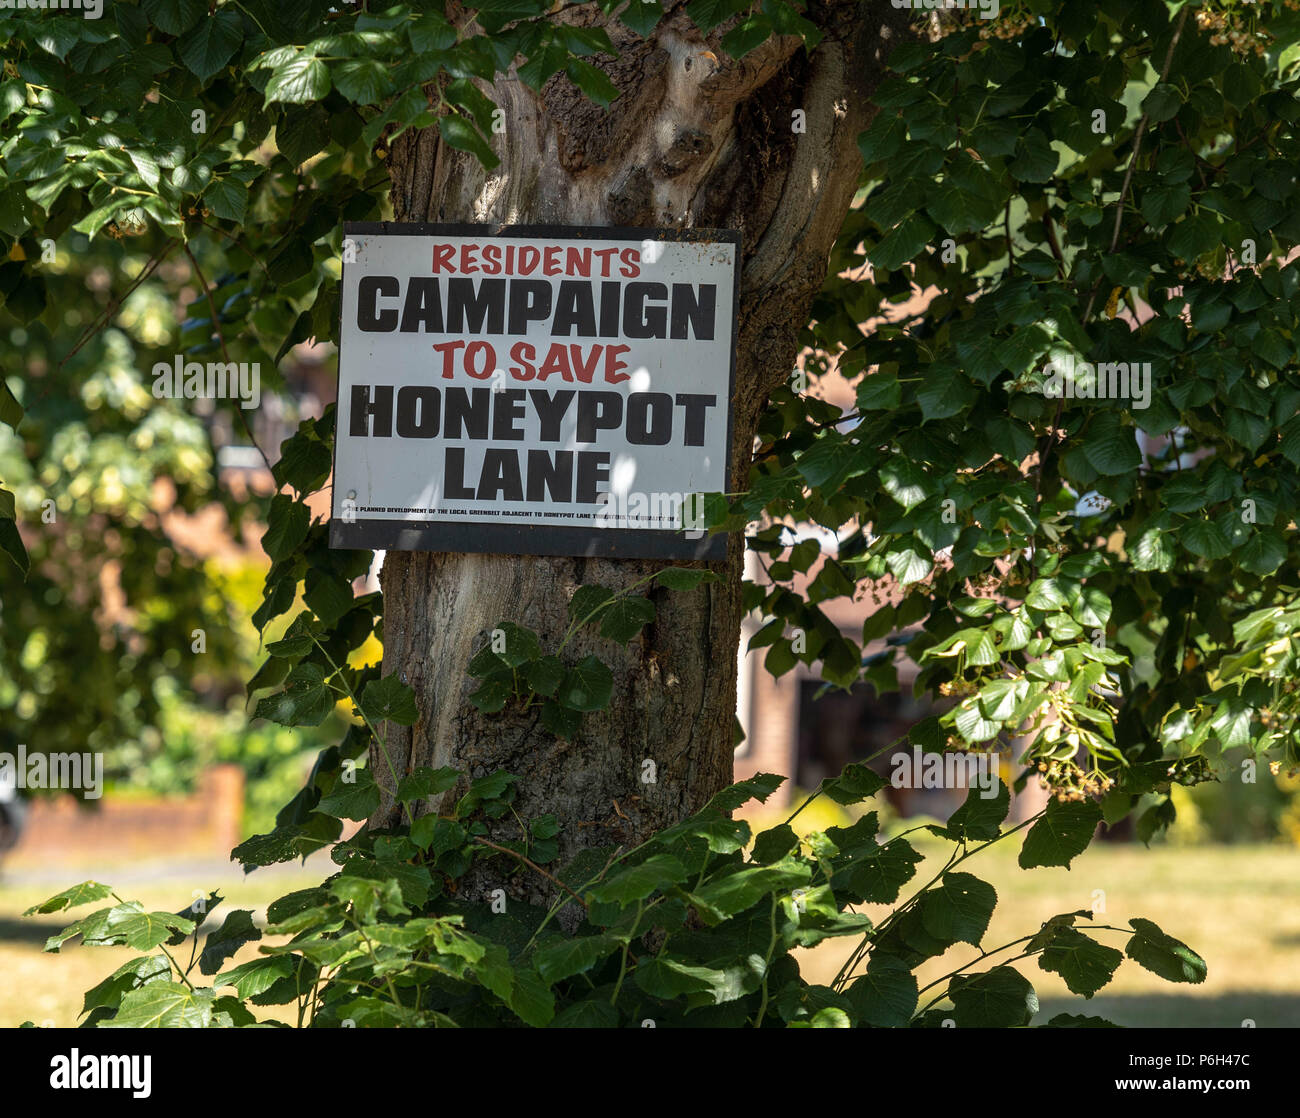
left=331, top=224, right=738, bottom=559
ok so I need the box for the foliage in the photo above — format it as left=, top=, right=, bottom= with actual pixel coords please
left=115, top=683, right=339, bottom=837
left=29, top=749, right=1206, bottom=1027
left=0, top=229, right=259, bottom=771
left=4, top=0, right=1298, bottom=1026
left=742, top=0, right=1300, bottom=840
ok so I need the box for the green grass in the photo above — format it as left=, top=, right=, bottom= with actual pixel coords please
left=796, top=839, right=1300, bottom=1027
left=0, top=866, right=323, bottom=1028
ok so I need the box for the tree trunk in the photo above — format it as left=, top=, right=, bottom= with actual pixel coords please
left=373, top=0, right=905, bottom=905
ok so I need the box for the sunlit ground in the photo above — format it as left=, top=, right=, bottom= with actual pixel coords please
left=795, top=839, right=1300, bottom=1028
left=0, top=861, right=325, bottom=1028
left=1, top=842, right=1296, bottom=1027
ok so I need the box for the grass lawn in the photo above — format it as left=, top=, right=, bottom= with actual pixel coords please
left=1, top=841, right=1296, bottom=1027
left=795, top=838, right=1300, bottom=1027
left=0, top=864, right=325, bottom=1028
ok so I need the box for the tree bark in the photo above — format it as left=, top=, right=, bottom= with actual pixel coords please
left=373, top=0, right=906, bottom=906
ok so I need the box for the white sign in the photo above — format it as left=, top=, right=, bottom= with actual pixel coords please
left=330, top=224, right=738, bottom=560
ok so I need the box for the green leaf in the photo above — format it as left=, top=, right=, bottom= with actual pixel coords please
left=218, top=955, right=294, bottom=1000
left=254, top=662, right=333, bottom=727
left=0, top=378, right=23, bottom=430
left=821, top=762, right=885, bottom=805
left=846, top=954, right=918, bottom=1027
left=599, top=596, right=656, bottom=643
left=943, top=781, right=1010, bottom=842
left=1239, top=530, right=1286, bottom=576
left=587, top=854, right=688, bottom=905
left=688, top=858, right=810, bottom=924
left=721, top=12, right=772, bottom=58
left=566, top=59, right=620, bottom=108
left=831, top=837, right=922, bottom=904
left=858, top=371, right=901, bottom=411
left=617, top=0, right=664, bottom=37
left=317, top=766, right=380, bottom=821
left=409, top=12, right=458, bottom=51
left=920, top=872, right=996, bottom=947
left=261, top=495, right=310, bottom=561
left=569, top=584, right=618, bottom=622
left=81, top=955, right=172, bottom=1018
left=273, top=430, right=331, bottom=494
left=1141, top=82, right=1182, bottom=123
left=0, top=519, right=27, bottom=577
left=360, top=674, right=419, bottom=726
left=265, top=53, right=331, bottom=105
left=506, top=966, right=555, bottom=1026
left=550, top=999, right=620, bottom=1027
left=1180, top=518, right=1231, bottom=560
left=396, top=766, right=459, bottom=803
left=411, top=814, right=467, bottom=855
left=105, top=903, right=196, bottom=952
left=541, top=698, right=581, bottom=738
left=1081, top=417, right=1141, bottom=476
left=926, top=182, right=1000, bottom=236
left=559, top=655, right=613, bottom=712
left=203, top=177, right=249, bottom=224
left=1010, top=128, right=1058, bottom=182
left=880, top=457, right=932, bottom=511
left=1141, top=182, right=1190, bottom=228
left=439, top=114, right=498, bottom=169
left=885, top=544, right=932, bottom=587
left=1131, top=524, right=1175, bottom=572
left=1124, top=917, right=1207, bottom=984
left=101, top=982, right=214, bottom=1028
left=1037, top=926, right=1123, bottom=997
left=634, top=956, right=727, bottom=998
left=1024, top=577, right=1066, bottom=611
left=333, top=58, right=393, bottom=106
left=199, top=910, right=261, bottom=976
left=1018, top=798, right=1102, bottom=869
left=522, top=655, right=564, bottom=697
left=489, top=621, right=541, bottom=667
left=177, top=10, right=243, bottom=81
left=655, top=566, right=717, bottom=590
left=707, top=772, right=786, bottom=812
left=24, top=880, right=112, bottom=915
left=533, top=933, right=623, bottom=983
left=142, top=0, right=204, bottom=35
left=45, top=906, right=117, bottom=952
left=954, top=701, right=999, bottom=744
left=870, top=213, right=936, bottom=272
left=916, top=368, right=975, bottom=422
left=948, top=966, right=1038, bottom=1027
left=685, top=0, right=746, bottom=33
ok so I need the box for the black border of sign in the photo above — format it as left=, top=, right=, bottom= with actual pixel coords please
left=328, top=222, right=740, bottom=562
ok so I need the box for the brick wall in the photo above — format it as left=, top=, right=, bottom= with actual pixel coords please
left=6, top=765, right=244, bottom=868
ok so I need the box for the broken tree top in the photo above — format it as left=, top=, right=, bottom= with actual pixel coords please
left=330, top=224, right=739, bottom=561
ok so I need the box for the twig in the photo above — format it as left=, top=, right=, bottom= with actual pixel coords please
left=473, top=838, right=589, bottom=907
left=55, top=240, right=178, bottom=375
left=1083, top=5, right=1190, bottom=323
left=183, top=242, right=273, bottom=472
